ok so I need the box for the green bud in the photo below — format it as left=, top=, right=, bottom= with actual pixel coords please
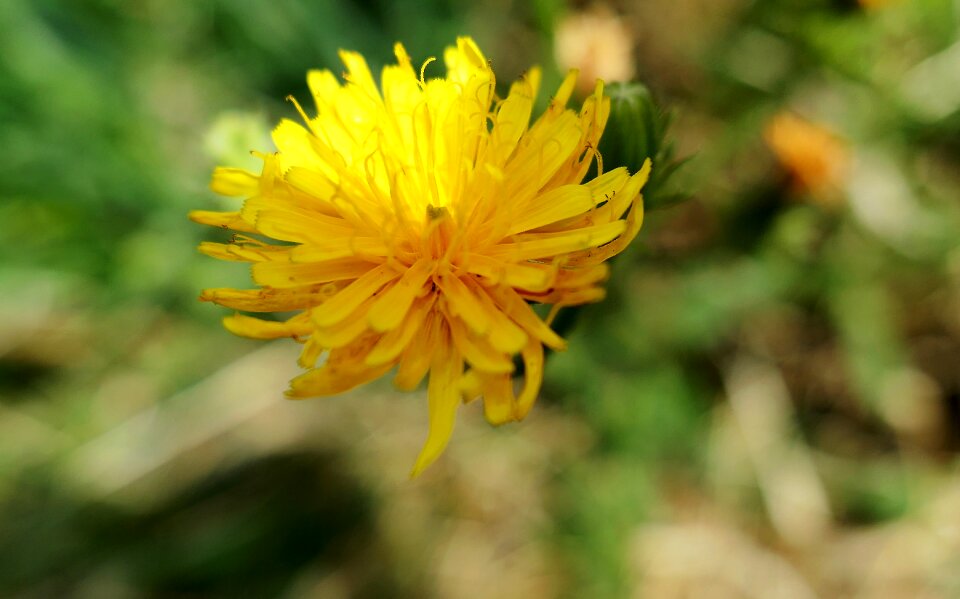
left=600, top=82, right=689, bottom=210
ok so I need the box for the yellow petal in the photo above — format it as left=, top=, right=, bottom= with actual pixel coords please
left=490, top=220, right=627, bottom=261
left=285, top=167, right=338, bottom=203
left=503, top=111, right=583, bottom=197
left=488, top=71, right=537, bottom=165
left=463, top=254, right=556, bottom=292
left=444, top=36, right=489, bottom=87
left=287, top=361, right=392, bottom=398
left=566, top=166, right=649, bottom=267
left=381, top=68, right=420, bottom=152
left=395, top=310, right=440, bottom=390
left=478, top=373, right=518, bottom=425
left=210, top=167, right=260, bottom=197
left=446, top=312, right=515, bottom=374
left=288, top=237, right=392, bottom=262
left=241, top=191, right=343, bottom=225
left=459, top=369, right=482, bottom=403
left=188, top=210, right=257, bottom=233
left=311, top=264, right=399, bottom=328
left=222, top=313, right=312, bottom=340
left=410, top=322, right=463, bottom=477
left=485, top=284, right=566, bottom=351
left=311, top=297, right=374, bottom=348
left=521, top=286, right=606, bottom=306
left=252, top=259, right=376, bottom=288
left=367, top=258, right=435, bottom=332
left=462, top=277, right=529, bottom=354
left=251, top=207, right=355, bottom=245
left=515, top=339, right=545, bottom=419
left=507, top=184, right=594, bottom=235
left=199, top=285, right=340, bottom=312
left=586, top=166, right=630, bottom=204
left=298, top=337, right=324, bottom=369
left=596, top=158, right=651, bottom=223
left=272, top=119, right=327, bottom=171
left=366, top=295, right=436, bottom=366
left=198, top=241, right=290, bottom=262
left=307, top=69, right=341, bottom=114
left=548, top=84, right=611, bottom=186
left=555, top=263, right=610, bottom=289
left=552, top=70, right=579, bottom=109
left=436, top=272, right=491, bottom=336
left=339, top=50, right=381, bottom=101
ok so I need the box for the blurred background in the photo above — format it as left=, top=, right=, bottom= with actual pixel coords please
left=2, top=0, right=960, bottom=597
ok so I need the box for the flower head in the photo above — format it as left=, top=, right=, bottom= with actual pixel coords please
left=555, top=7, right=636, bottom=96
left=191, top=37, right=650, bottom=476
left=764, top=112, right=849, bottom=205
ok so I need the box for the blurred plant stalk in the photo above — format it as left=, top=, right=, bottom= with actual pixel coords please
left=723, top=355, right=832, bottom=547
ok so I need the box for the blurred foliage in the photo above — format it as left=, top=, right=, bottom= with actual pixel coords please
left=2, top=0, right=960, bottom=597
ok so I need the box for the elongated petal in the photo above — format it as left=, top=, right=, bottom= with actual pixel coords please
left=566, top=170, right=649, bottom=266
left=462, top=277, right=529, bottom=354
left=594, top=159, right=651, bottom=223
left=446, top=313, right=514, bottom=374
left=222, top=313, right=312, bottom=339
left=311, top=264, right=399, bottom=327
left=436, top=272, right=491, bottom=336
left=285, top=167, right=339, bottom=203
left=367, top=258, right=434, bottom=332
left=252, top=208, right=355, bottom=245
left=488, top=71, right=537, bottom=165
left=307, top=69, right=341, bottom=114
left=273, top=119, right=328, bottom=171
left=311, top=297, right=375, bottom=348
left=200, top=286, right=340, bottom=312
left=555, top=263, right=610, bottom=289
left=198, top=241, right=290, bottom=262
left=410, top=322, right=463, bottom=477
left=210, top=167, right=260, bottom=197
left=394, top=311, right=440, bottom=390
left=586, top=166, right=630, bottom=203
left=506, top=185, right=594, bottom=235
left=503, top=111, right=583, bottom=198
left=520, top=286, right=605, bottom=305
left=287, top=362, right=392, bottom=397
left=289, top=237, right=391, bottom=262
left=298, top=337, right=324, bottom=369
left=516, top=339, right=545, bottom=419
left=366, top=296, right=436, bottom=366
left=340, top=50, right=381, bottom=101
left=490, top=220, right=626, bottom=261
left=252, top=259, right=375, bottom=287
left=189, top=210, right=257, bottom=233
left=484, top=284, right=566, bottom=350
left=478, top=373, right=518, bottom=425
left=463, top=254, right=556, bottom=292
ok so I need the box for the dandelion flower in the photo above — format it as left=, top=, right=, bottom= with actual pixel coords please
left=191, top=37, right=650, bottom=476
left=555, top=7, right=636, bottom=96
left=764, top=111, right=848, bottom=206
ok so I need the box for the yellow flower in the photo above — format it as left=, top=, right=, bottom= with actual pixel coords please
left=191, top=37, right=650, bottom=476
